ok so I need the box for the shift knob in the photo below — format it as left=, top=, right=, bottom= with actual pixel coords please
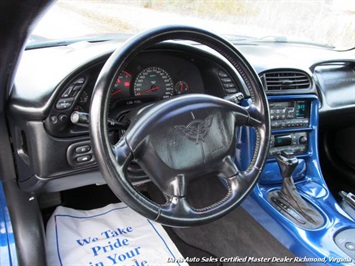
left=276, top=150, right=299, bottom=179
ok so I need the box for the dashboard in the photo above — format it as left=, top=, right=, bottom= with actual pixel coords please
left=8, top=38, right=355, bottom=193
left=37, top=47, right=245, bottom=139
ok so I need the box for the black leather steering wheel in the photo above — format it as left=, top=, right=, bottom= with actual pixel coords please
left=90, top=25, right=270, bottom=226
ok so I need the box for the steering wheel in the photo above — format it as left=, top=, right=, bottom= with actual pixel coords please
left=90, top=25, right=270, bottom=226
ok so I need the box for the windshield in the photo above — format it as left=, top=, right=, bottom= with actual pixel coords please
left=32, top=0, right=354, bottom=50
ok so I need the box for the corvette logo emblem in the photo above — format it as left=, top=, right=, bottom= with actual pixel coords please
left=174, top=114, right=214, bottom=144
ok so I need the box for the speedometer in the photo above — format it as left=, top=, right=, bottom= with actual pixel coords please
left=133, top=67, right=174, bottom=99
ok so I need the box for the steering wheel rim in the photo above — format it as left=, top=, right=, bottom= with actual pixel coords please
left=90, top=25, right=270, bottom=226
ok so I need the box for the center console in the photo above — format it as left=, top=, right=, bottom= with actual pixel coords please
left=268, top=100, right=310, bottom=157
left=240, top=94, right=355, bottom=263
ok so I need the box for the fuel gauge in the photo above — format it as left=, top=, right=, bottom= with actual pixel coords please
left=174, top=81, right=190, bottom=95
left=111, top=70, right=131, bottom=97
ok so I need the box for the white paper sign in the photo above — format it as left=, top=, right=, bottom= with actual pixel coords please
left=46, top=202, right=188, bottom=266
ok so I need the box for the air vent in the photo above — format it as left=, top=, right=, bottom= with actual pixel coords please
left=262, top=70, right=311, bottom=91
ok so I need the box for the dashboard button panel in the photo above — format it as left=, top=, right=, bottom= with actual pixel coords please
left=76, top=155, right=92, bottom=163
left=56, top=77, right=86, bottom=110
left=46, top=75, right=89, bottom=137
left=56, top=98, right=74, bottom=110
left=67, top=141, right=95, bottom=167
left=218, top=70, right=238, bottom=94
left=75, top=145, right=91, bottom=154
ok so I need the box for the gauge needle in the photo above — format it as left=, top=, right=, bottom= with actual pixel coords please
left=137, top=85, right=159, bottom=95
left=111, top=89, right=122, bottom=96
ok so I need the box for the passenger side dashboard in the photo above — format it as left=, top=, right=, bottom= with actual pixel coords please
left=314, top=60, right=355, bottom=120
left=313, top=60, right=355, bottom=193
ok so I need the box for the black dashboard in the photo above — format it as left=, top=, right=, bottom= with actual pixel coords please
left=8, top=38, right=355, bottom=193
left=36, top=46, right=246, bottom=138
left=313, top=61, right=355, bottom=122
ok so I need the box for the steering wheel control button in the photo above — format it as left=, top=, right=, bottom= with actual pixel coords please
left=56, top=98, right=74, bottom=110
left=76, top=155, right=92, bottom=163
left=75, top=145, right=91, bottom=154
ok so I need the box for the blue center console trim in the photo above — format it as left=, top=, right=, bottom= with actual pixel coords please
left=0, top=182, right=17, bottom=266
left=241, top=94, right=355, bottom=265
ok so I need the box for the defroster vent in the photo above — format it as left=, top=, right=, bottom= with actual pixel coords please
left=261, top=70, right=311, bottom=91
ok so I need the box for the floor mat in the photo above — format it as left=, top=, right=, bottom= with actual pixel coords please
left=172, top=206, right=304, bottom=266
left=46, top=202, right=188, bottom=266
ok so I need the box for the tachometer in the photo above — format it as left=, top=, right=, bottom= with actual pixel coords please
left=133, top=67, right=174, bottom=99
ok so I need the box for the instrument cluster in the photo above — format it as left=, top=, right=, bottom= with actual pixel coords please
left=73, top=51, right=206, bottom=113
left=111, top=66, right=192, bottom=100
left=73, top=65, right=197, bottom=113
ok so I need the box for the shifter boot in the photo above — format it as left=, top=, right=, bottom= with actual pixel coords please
left=278, top=175, right=317, bottom=224
left=268, top=150, right=324, bottom=229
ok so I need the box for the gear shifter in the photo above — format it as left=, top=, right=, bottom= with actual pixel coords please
left=268, top=150, right=324, bottom=228
left=276, top=150, right=316, bottom=224
left=276, top=150, right=299, bottom=182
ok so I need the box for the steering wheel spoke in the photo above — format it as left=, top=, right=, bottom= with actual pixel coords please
left=162, top=196, right=193, bottom=216
left=229, top=169, right=260, bottom=193
left=230, top=103, right=265, bottom=130
left=218, top=157, right=256, bottom=203
left=244, top=104, right=266, bottom=128
left=150, top=173, right=190, bottom=199
left=166, top=174, right=188, bottom=197
left=111, top=138, right=133, bottom=173
left=160, top=194, right=233, bottom=226
left=219, top=155, right=240, bottom=179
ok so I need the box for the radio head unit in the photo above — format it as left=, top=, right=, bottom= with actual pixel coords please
left=270, top=100, right=310, bottom=129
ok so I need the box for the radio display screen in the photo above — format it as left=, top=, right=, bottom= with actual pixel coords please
left=296, top=101, right=307, bottom=118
